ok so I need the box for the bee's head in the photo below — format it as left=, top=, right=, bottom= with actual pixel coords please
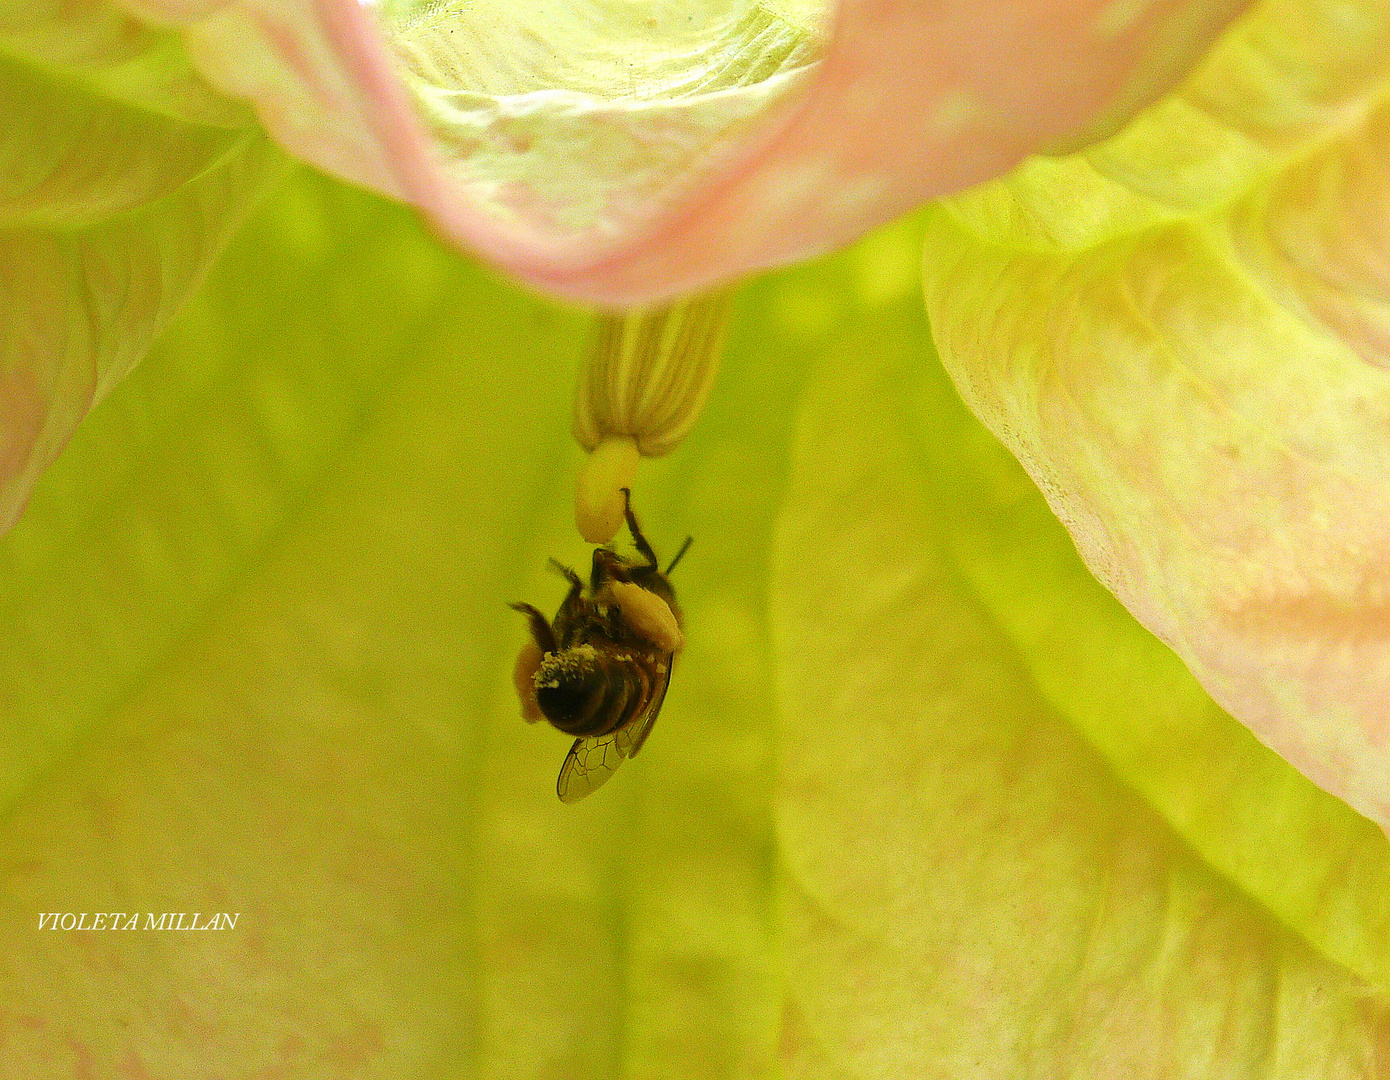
left=534, top=644, right=607, bottom=736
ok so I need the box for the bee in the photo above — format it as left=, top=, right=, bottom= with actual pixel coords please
left=510, top=492, right=691, bottom=802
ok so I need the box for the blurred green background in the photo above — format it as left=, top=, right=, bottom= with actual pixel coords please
left=0, top=164, right=1386, bottom=1078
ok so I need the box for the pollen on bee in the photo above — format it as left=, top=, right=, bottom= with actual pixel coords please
left=513, top=639, right=544, bottom=723
left=605, top=580, right=683, bottom=653
left=535, top=643, right=599, bottom=689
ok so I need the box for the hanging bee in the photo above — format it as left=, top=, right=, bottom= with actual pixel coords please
left=511, top=492, right=691, bottom=802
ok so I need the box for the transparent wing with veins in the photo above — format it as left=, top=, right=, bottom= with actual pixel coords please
left=555, top=656, right=673, bottom=803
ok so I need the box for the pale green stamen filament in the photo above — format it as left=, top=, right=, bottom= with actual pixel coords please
left=573, top=288, right=734, bottom=542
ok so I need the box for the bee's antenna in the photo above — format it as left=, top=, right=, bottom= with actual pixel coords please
left=664, top=536, right=693, bottom=576
left=547, top=559, right=583, bottom=589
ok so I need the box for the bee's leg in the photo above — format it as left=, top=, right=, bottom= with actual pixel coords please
left=508, top=602, right=553, bottom=724
left=509, top=602, right=558, bottom=654
left=590, top=547, right=615, bottom=592
left=547, top=558, right=583, bottom=590
left=512, top=639, right=545, bottom=723
left=621, top=488, right=660, bottom=571
left=544, top=557, right=581, bottom=608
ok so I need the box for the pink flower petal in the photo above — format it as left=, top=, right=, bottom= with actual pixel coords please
left=0, top=6, right=276, bottom=530
left=167, top=0, right=1251, bottom=304
left=924, top=0, right=1390, bottom=827
left=536, top=0, right=1253, bottom=304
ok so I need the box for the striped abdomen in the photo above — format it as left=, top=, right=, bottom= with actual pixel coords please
left=533, top=642, right=666, bottom=738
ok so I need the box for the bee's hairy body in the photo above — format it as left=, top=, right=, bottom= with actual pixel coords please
left=535, top=608, right=671, bottom=739
left=511, top=493, right=689, bottom=802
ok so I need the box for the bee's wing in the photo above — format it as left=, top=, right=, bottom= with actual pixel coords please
left=618, top=651, right=673, bottom=760
left=555, top=731, right=624, bottom=803
left=555, top=653, right=674, bottom=803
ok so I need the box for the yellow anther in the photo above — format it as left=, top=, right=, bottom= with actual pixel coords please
left=574, top=436, right=641, bottom=544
